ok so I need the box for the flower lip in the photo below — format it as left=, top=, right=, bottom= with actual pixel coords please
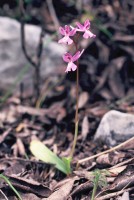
left=58, top=36, right=73, bottom=45
left=58, top=25, right=76, bottom=45
left=63, top=49, right=84, bottom=73
left=76, top=19, right=96, bottom=38
left=65, top=62, right=77, bottom=73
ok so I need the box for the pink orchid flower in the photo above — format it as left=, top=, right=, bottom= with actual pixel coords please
left=63, top=50, right=84, bottom=73
left=58, top=25, right=76, bottom=45
left=76, top=19, right=96, bottom=39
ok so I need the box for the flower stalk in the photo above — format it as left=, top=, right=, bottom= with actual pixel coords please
left=70, top=38, right=79, bottom=158
left=58, top=19, right=96, bottom=160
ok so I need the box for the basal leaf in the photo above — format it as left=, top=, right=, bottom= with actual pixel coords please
left=30, top=140, right=69, bottom=175
left=62, top=157, right=72, bottom=175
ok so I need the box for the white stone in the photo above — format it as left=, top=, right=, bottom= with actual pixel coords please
left=0, top=17, right=66, bottom=92
left=94, top=110, right=134, bottom=146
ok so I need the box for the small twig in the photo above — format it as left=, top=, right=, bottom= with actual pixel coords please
left=18, top=0, right=25, bottom=16
left=36, top=29, right=45, bottom=66
left=0, top=189, right=8, bottom=200
left=19, top=0, right=36, bottom=67
left=109, top=157, right=134, bottom=169
left=46, top=0, right=60, bottom=37
left=95, top=186, right=134, bottom=200
left=19, top=0, right=45, bottom=99
left=20, top=22, right=45, bottom=97
left=0, top=128, right=12, bottom=144
left=34, top=28, right=45, bottom=97
left=77, top=136, right=134, bottom=166
left=21, top=22, right=37, bottom=68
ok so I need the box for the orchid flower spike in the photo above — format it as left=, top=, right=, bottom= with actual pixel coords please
left=63, top=50, right=84, bottom=73
left=58, top=25, right=76, bottom=45
left=76, top=19, right=96, bottom=39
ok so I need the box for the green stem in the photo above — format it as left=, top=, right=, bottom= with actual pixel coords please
left=70, top=37, right=79, bottom=158
left=91, top=181, right=98, bottom=200
left=75, top=58, right=79, bottom=125
left=70, top=120, right=79, bottom=158
left=91, top=171, right=100, bottom=200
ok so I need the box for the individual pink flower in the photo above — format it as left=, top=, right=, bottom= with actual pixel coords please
left=63, top=50, right=84, bottom=73
left=58, top=25, right=76, bottom=45
left=76, top=19, right=96, bottom=39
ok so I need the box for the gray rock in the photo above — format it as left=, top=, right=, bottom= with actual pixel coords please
left=94, top=110, right=134, bottom=146
left=0, top=17, right=66, bottom=92
left=120, top=192, right=129, bottom=200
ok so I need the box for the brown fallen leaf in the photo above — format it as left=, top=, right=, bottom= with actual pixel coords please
left=95, top=186, right=134, bottom=200
left=0, top=128, right=12, bottom=144
left=18, top=193, right=41, bottom=200
left=0, top=106, right=17, bottom=123
left=108, top=57, right=126, bottom=98
left=78, top=92, right=89, bottom=109
left=71, top=181, right=93, bottom=197
left=16, top=138, right=26, bottom=156
left=16, top=123, right=26, bottom=132
left=119, top=45, right=134, bottom=58
left=47, top=101, right=66, bottom=122
left=81, top=116, right=90, bottom=141
left=96, top=164, right=134, bottom=199
left=43, top=177, right=77, bottom=200
left=3, top=174, right=51, bottom=198
left=113, top=35, right=134, bottom=42
left=16, top=105, right=47, bottom=116
left=96, top=152, right=126, bottom=166
left=109, top=165, right=134, bottom=191
left=96, top=39, right=109, bottom=64
left=108, top=165, right=127, bottom=176
left=87, top=103, right=109, bottom=117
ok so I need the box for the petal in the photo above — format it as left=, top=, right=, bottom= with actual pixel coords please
left=75, top=28, right=84, bottom=32
left=59, top=27, right=65, bottom=35
left=69, top=28, right=76, bottom=36
left=71, top=62, right=77, bottom=71
left=70, top=26, right=82, bottom=32
left=58, top=37, right=67, bottom=44
left=76, top=22, right=84, bottom=30
left=70, top=25, right=75, bottom=29
left=65, top=62, right=72, bottom=73
left=72, top=49, right=84, bottom=62
left=65, top=62, right=77, bottom=73
left=84, top=19, right=90, bottom=29
left=58, top=36, right=73, bottom=45
left=80, top=49, right=85, bottom=56
left=67, top=37, right=73, bottom=45
left=63, top=52, right=72, bottom=62
left=65, top=25, right=70, bottom=33
left=72, top=51, right=81, bottom=62
left=83, top=32, right=89, bottom=39
left=83, top=30, right=96, bottom=39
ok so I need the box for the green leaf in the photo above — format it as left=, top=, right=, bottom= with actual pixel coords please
left=62, top=157, right=72, bottom=175
left=0, top=174, right=22, bottom=200
left=30, top=140, right=70, bottom=175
